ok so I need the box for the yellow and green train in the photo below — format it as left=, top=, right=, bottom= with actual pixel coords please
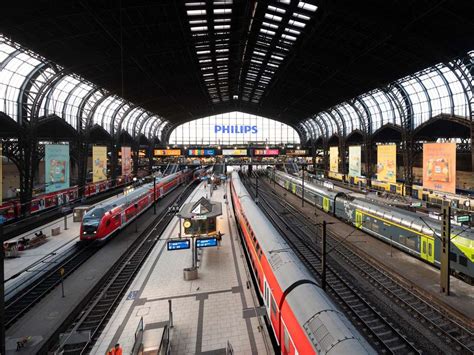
left=273, top=170, right=474, bottom=284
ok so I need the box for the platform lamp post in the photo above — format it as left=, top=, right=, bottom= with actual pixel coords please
left=301, top=163, right=305, bottom=207
left=255, top=171, right=259, bottom=205
left=153, top=176, right=156, bottom=215
left=321, top=220, right=327, bottom=291
left=0, top=220, right=5, bottom=355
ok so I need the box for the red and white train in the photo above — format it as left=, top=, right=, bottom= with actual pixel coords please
left=80, top=169, right=198, bottom=241
left=0, top=176, right=132, bottom=223
left=230, top=171, right=373, bottom=355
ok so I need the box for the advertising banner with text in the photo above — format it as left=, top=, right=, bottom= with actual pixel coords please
left=154, top=149, right=182, bottom=156
left=121, top=146, right=132, bottom=176
left=377, top=144, right=396, bottom=183
left=286, top=149, right=308, bottom=156
left=93, top=146, right=107, bottom=183
left=329, top=146, right=338, bottom=172
left=45, top=144, right=70, bottom=193
left=222, top=149, right=248, bottom=156
left=348, top=146, right=361, bottom=177
left=253, top=149, right=279, bottom=156
left=423, top=142, right=456, bottom=194
left=188, top=149, right=215, bottom=156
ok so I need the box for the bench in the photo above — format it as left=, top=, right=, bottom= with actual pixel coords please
left=51, top=227, right=61, bottom=236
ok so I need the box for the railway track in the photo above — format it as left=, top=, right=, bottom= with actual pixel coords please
left=4, top=242, right=97, bottom=328
left=50, top=181, right=198, bottom=354
left=249, top=172, right=474, bottom=354
left=242, top=174, right=420, bottom=354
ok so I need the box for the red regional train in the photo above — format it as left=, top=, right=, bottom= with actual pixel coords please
left=230, top=171, right=373, bottom=355
left=80, top=169, right=197, bottom=241
left=0, top=176, right=132, bottom=223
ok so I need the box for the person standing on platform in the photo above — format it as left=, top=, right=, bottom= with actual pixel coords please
left=114, top=343, right=123, bottom=355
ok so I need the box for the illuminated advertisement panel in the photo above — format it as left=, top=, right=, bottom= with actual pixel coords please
left=377, top=144, right=396, bottom=183
left=45, top=144, right=70, bottom=193
left=121, top=147, right=132, bottom=176
left=253, top=149, right=279, bottom=156
left=222, top=149, right=248, bottom=156
left=188, top=149, right=215, bottom=156
left=423, top=142, right=456, bottom=194
left=92, top=146, right=107, bottom=183
left=286, top=149, right=308, bottom=156
left=154, top=149, right=182, bottom=156
left=348, top=146, right=361, bottom=177
left=138, top=149, right=147, bottom=158
left=329, top=146, right=338, bottom=172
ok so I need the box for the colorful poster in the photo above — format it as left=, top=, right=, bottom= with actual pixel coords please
left=377, top=144, right=396, bottom=183
left=154, top=149, right=182, bottom=156
left=45, top=144, right=70, bottom=193
left=253, top=149, right=279, bottom=156
left=92, top=146, right=107, bottom=183
left=121, top=146, right=132, bottom=176
left=423, top=143, right=456, bottom=194
left=329, top=146, right=338, bottom=172
left=348, top=146, right=361, bottom=177
left=0, top=146, right=2, bottom=205
left=188, top=149, right=215, bottom=156
left=222, top=149, right=248, bottom=156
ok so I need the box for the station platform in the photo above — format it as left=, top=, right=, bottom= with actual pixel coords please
left=4, top=191, right=125, bottom=286
left=266, top=177, right=474, bottom=324
left=4, top=187, right=185, bottom=355
left=92, top=181, right=272, bottom=354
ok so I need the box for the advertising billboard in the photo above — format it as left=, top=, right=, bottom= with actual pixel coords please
left=92, top=146, right=107, bottom=183
left=45, top=144, right=70, bottom=193
left=121, top=147, right=132, bottom=176
left=0, top=147, right=2, bottom=204
left=348, top=146, right=361, bottom=177
left=329, top=146, right=338, bottom=172
left=222, top=149, right=248, bottom=156
left=423, top=142, right=456, bottom=194
left=188, top=149, right=215, bottom=156
left=253, top=149, right=279, bottom=156
left=286, top=149, right=308, bottom=156
left=377, top=144, right=396, bottom=183
left=154, top=149, right=182, bottom=156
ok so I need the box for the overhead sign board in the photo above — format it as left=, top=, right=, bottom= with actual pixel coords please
left=196, top=237, right=218, bottom=248
left=188, top=149, right=215, bottom=156
left=456, top=215, right=470, bottom=223
left=154, top=149, right=182, bottom=156
left=286, top=149, right=308, bottom=156
left=254, top=149, right=279, bottom=156
left=222, top=149, right=248, bottom=156
left=167, top=238, right=191, bottom=251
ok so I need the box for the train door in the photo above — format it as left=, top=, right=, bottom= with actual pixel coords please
left=355, top=211, right=363, bottom=229
left=322, top=197, right=330, bottom=212
left=420, top=236, right=434, bottom=263
left=263, top=277, right=270, bottom=315
left=160, top=187, right=164, bottom=198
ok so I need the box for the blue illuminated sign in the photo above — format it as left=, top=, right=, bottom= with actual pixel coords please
left=196, top=237, right=218, bottom=248
left=214, top=125, right=257, bottom=134
left=167, top=239, right=191, bottom=251
left=188, top=149, right=215, bottom=156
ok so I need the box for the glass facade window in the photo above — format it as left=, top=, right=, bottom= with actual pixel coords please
left=169, top=111, right=300, bottom=145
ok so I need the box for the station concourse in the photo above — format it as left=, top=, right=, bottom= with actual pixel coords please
left=0, top=1, right=473, bottom=354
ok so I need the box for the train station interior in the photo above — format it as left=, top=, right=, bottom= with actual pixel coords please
left=0, top=1, right=473, bottom=354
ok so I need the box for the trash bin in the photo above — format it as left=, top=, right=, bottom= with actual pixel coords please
left=183, top=267, right=198, bottom=280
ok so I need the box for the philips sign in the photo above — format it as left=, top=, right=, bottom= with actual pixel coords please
left=214, top=125, right=257, bottom=134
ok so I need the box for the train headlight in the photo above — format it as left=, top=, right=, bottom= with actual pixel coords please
left=94, top=231, right=97, bottom=234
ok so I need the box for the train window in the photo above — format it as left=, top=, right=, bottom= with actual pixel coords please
left=428, top=243, right=432, bottom=257
left=284, top=326, right=290, bottom=351
left=422, top=241, right=427, bottom=254
left=271, top=296, right=277, bottom=316
left=449, top=252, right=457, bottom=263
left=459, top=255, right=468, bottom=267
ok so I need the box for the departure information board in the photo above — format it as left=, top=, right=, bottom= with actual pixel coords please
left=196, top=237, right=218, bottom=248
left=167, top=238, right=191, bottom=250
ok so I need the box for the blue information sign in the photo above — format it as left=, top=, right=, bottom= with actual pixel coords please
left=167, top=239, right=191, bottom=251
left=196, top=237, right=218, bottom=248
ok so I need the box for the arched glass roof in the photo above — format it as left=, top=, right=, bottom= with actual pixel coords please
left=301, top=51, right=473, bottom=141
left=0, top=35, right=168, bottom=138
